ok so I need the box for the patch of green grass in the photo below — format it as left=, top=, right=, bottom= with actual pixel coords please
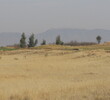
left=0, top=47, right=18, bottom=51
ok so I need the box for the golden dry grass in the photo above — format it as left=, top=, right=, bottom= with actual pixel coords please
left=0, top=45, right=110, bottom=100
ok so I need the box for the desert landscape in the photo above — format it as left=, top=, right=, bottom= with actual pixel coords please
left=0, top=45, right=110, bottom=100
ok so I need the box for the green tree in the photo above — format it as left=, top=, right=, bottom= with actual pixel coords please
left=96, top=35, right=101, bottom=44
left=20, top=32, right=27, bottom=48
left=56, top=35, right=61, bottom=45
left=60, top=41, right=64, bottom=45
left=28, top=33, right=38, bottom=47
left=56, top=35, right=64, bottom=45
left=41, top=40, right=46, bottom=45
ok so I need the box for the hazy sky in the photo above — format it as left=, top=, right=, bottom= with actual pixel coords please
left=0, top=0, right=110, bottom=33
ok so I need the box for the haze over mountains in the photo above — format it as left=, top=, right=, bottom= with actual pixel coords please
left=0, top=28, right=110, bottom=46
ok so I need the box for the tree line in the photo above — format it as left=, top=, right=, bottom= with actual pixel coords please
left=20, top=33, right=46, bottom=48
left=19, top=33, right=64, bottom=48
left=19, top=32, right=102, bottom=48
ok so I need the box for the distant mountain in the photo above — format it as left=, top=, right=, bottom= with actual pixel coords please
left=0, top=32, right=21, bottom=46
left=36, top=28, right=110, bottom=44
left=0, top=29, right=110, bottom=46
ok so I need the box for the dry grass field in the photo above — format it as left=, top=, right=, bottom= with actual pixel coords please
left=0, top=45, right=110, bottom=100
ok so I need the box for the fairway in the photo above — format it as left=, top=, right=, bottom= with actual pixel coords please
left=0, top=46, right=110, bottom=100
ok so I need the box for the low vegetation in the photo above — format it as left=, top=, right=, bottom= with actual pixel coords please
left=0, top=47, right=17, bottom=51
left=64, top=41, right=97, bottom=46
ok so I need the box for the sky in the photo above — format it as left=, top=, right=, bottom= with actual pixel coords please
left=0, top=0, right=110, bottom=33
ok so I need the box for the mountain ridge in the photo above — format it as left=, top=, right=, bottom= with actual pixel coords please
left=0, top=28, right=110, bottom=46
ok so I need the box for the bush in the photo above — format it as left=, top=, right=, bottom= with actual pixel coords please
left=64, top=41, right=96, bottom=46
left=41, top=40, right=46, bottom=45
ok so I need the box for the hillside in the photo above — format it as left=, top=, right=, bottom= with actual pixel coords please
left=0, top=45, right=110, bottom=100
